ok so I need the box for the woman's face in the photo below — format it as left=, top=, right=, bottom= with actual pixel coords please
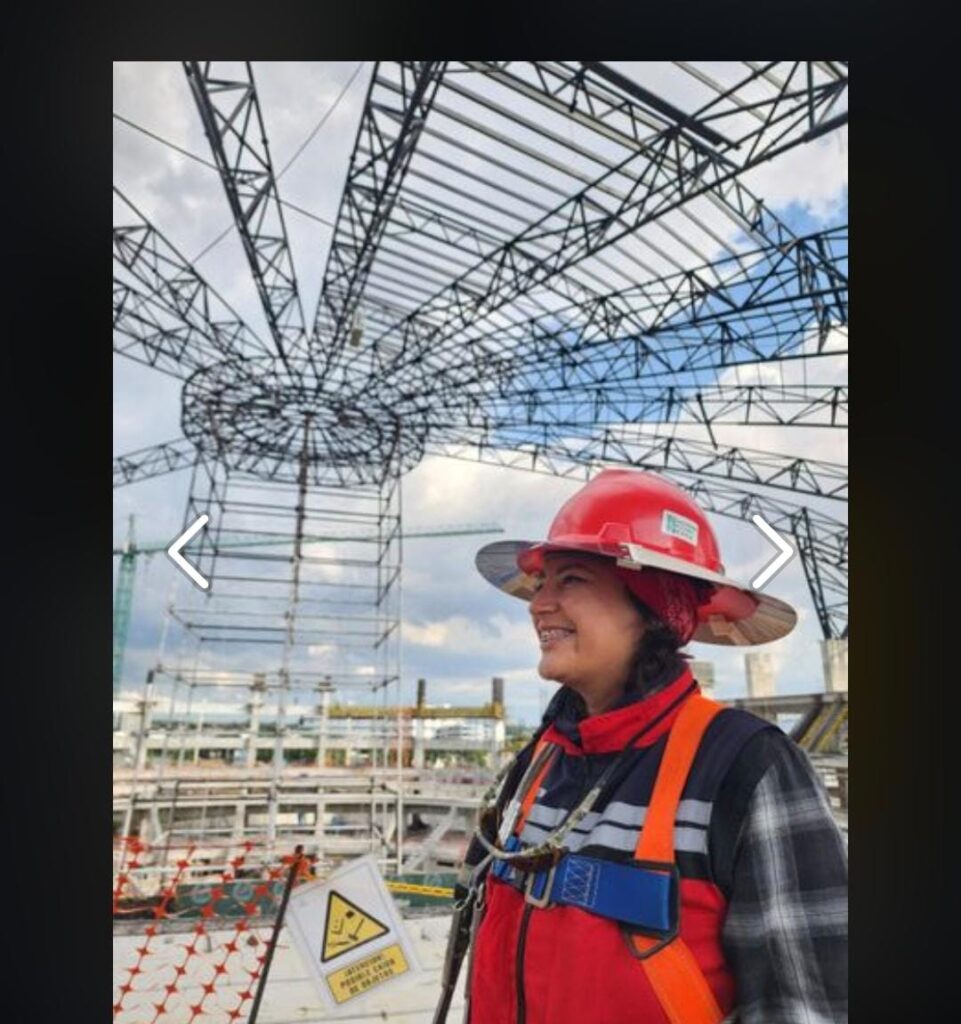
left=529, top=552, right=646, bottom=699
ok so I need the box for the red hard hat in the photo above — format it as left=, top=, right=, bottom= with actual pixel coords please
left=475, top=468, right=797, bottom=646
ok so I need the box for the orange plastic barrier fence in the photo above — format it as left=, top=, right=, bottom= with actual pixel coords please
left=113, top=837, right=311, bottom=1024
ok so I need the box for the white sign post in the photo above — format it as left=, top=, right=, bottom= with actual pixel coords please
left=285, top=855, right=423, bottom=1010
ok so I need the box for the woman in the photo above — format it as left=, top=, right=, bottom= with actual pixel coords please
left=440, top=468, right=847, bottom=1024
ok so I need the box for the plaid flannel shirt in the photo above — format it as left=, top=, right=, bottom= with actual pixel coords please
left=719, top=733, right=849, bottom=1024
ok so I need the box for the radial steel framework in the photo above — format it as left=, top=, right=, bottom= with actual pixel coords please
left=114, top=61, right=849, bottom=654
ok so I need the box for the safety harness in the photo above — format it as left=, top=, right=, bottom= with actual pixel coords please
left=474, top=692, right=726, bottom=1024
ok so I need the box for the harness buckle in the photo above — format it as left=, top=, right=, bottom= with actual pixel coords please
left=523, top=862, right=558, bottom=908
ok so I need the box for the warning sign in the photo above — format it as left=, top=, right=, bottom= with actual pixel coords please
left=326, top=943, right=409, bottom=1004
left=285, top=854, right=422, bottom=1010
left=321, top=890, right=389, bottom=962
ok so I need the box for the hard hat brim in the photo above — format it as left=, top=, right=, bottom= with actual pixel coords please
left=475, top=539, right=797, bottom=647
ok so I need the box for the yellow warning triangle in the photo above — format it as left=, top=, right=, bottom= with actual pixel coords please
left=321, top=890, right=390, bottom=962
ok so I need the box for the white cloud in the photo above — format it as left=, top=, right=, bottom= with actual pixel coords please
left=740, top=127, right=848, bottom=223
left=404, top=612, right=535, bottom=658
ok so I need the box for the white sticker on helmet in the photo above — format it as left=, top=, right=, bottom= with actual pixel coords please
left=662, top=509, right=699, bottom=546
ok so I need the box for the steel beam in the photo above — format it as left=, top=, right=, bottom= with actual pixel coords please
left=114, top=278, right=227, bottom=377
left=428, top=427, right=847, bottom=501
left=115, top=62, right=850, bottom=638
left=314, top=61, right=446, bottom=373
left=114, top=439, right=200, bottom=487
left=184, top=61, right=309, bottom=371
left=451, top=384, right=848, bottom=431
left=365, top=62, right=846, bottom=375
left=482, top=61, right=848, bottom=170
left=384, top=225, right=847, bottom=395
left=113, top=189, right=271, bottom=371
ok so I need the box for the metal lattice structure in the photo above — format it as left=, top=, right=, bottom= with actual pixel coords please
left=114, top=61, right=849, bottom=664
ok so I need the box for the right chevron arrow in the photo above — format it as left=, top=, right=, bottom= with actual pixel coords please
left=750, top=514, right=796, bottom=590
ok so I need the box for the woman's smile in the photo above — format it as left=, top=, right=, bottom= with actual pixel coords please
left=537, top=625, right=575, bottom=650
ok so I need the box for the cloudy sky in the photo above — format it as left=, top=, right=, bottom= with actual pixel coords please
left=113, top=62, right=848, bottom=726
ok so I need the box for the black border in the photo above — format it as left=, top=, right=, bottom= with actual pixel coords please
left=6, top=19, right=111, bottom=1020
left=851, top=52, right=953, bottom=1020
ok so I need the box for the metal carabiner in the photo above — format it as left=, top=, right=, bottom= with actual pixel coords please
left=453, top=851, right=493, bottom=911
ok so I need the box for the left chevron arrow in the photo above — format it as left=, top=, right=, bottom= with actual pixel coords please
left=166, top=514, right=210, bottom=590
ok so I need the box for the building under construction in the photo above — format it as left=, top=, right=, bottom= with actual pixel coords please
left=113, top=60, right=848, bottom=1022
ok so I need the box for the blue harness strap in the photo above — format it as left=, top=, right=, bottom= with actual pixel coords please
left=491, top=847, right=676, bottom=933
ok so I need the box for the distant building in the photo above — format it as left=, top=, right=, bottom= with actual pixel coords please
left=745, top=652, right=776, bottom=698
left=690, top=660, right=715, bottom=696
left=821, top=638, right=848, bottom=693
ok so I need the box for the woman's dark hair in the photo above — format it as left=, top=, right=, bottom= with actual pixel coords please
left=622, top=596, right=688, bottom=698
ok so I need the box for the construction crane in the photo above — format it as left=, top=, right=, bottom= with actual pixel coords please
left=112, top=517, right=504, bottom=694
left=113, top=515, right=140, bottom=695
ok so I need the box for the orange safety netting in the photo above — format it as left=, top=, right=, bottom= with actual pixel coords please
left=113, top=838, right=311, bottom=1024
